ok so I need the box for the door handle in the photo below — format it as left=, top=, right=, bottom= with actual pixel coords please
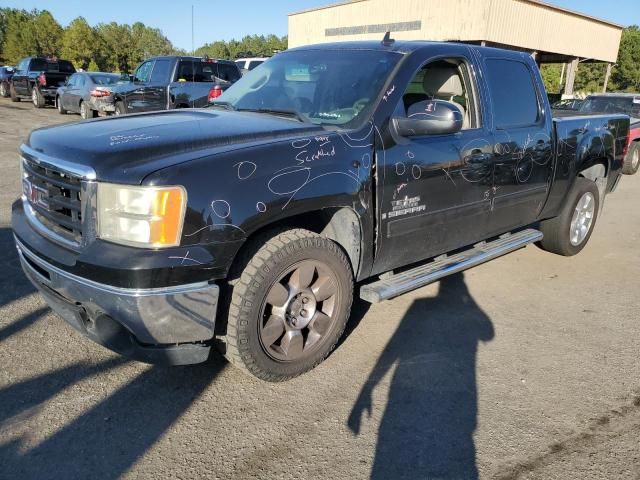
left=467, top=151, right=492, bottom=164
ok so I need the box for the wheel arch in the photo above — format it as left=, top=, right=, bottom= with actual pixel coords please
left=228, top=206, right=363, bottom=281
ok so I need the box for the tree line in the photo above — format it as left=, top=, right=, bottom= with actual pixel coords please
left=0, top=8, right=287, bottom=73
left=540, top=26, right=640, bottom=94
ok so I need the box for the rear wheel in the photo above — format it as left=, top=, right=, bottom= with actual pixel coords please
left=9, top=83, right=19, bottom=102
left=57, top=96, right=67, bottom=114
left=114, top=101, right=126, bottom=116
left=622, top=142, right=640, bottom=175
left=80, top=101, right=94, bottom=119
left=222, top=229, right=354, bottom=382
left=538, top=177, right=599, bottom=256
left=31, top=87, right=45, bottom=108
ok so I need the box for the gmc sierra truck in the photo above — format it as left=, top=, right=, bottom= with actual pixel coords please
left=13, top=39, right=633, bottom=381
left=107, top=55, right=242, bottom=115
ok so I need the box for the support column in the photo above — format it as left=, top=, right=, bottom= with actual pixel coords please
left=564, top=58, right=579, bottom=96
left=603, top=63, right=612, bottom=92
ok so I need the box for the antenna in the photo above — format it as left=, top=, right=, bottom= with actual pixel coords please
left=382, top=31, right=395, bottom=46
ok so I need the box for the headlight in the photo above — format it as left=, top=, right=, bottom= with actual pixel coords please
left=97, top=183, right=187, bottom=248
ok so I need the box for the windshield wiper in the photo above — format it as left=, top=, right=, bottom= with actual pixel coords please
left=236, top=108, right=305, bottom=122
left=208, top=101, right=236, bottom=111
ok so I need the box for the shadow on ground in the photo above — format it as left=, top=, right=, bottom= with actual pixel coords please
left=349, top=273, right=495, bottom=479
left=0, top=224, right=228, bottom=479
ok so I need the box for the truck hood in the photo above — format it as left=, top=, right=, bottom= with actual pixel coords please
left=24, top=109, right=323, bottom=184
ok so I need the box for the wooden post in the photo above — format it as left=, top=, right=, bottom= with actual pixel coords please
left=564, top=58, right=579, bottom=96
left=603, top=63, right=612, bottom=92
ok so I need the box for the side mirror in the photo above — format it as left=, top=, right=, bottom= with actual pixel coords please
left=392, top=100, right=463, bottom=137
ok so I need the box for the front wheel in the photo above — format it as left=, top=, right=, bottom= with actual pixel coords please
left=222, top=229, right=354, bottom=382
left=57, top=96, right=67, bottom=114
left=622, top=142, right=639, bottom=175
left=0, top=82, right=7, bottom=98
left=538, top=177, right=599, bottom=256
left=9, top=83, right=19, bottom=102
left=31, top=87, right=45, bottom=108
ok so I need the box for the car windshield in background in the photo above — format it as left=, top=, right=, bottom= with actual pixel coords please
left=176, top=60, right=241, bottom=83
left=579, top=96, right=640, bottom=120
left=90, top=74, right=121, bottom=85
left=217, top=49, right=402, bottom=127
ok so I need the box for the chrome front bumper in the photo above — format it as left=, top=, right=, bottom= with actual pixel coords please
left=16, top=237, right=219, bottom=365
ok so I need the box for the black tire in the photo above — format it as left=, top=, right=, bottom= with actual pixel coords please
left=31, top=87, right=45, bottom=108
left=114, top=101, right=127, bottom=116
left=222, top=228, right=354, bottom=382
left=622, top=142, right=640, bottom=175
left=538, top=177, right=599, bottom=256
left=57, top=96, right=67, bottom=114
left=9, top=83, right=19, bottom=102
left=0, top=82, right=7, bottom=98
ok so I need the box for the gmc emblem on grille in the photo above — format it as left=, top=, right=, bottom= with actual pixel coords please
left=22, top=179, right=49, bottom=210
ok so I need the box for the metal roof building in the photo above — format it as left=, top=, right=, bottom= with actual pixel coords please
left=288, top=0, right=624, bottom=94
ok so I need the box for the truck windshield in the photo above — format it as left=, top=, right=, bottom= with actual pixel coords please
left=217, top=49, right=402, bottom=127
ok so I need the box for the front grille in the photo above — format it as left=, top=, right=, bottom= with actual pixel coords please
left=22, top=157, right=83, bottom=243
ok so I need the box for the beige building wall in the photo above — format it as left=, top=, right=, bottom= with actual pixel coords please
left=288, top=0, right=622, bottom=63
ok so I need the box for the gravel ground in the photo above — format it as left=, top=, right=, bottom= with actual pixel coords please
left=0, top=100, right=639, bottom=480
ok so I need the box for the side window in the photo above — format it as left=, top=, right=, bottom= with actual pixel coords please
left=400, top=58, right=478, bottom=130
left=134, top=61, right=154, bottom=83
left=484, top=59, right=539, bottom=129
left=248, top=60, right=263, bottom=71
left=67, top=74, right=77, bottom=87
left=150, top=59, right=172, bottom=83
left=77, top=75, right=85, bottom=87
left=18, top=59, right=29, bottom=73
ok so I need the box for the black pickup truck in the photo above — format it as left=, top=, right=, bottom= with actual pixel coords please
left=106, top=55, right=242, bottom=115
left=10, top=56, right=76, bottom=107
left=13, top=40, right=632, bottom=381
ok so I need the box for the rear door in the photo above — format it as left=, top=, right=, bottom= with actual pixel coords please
left=144, top=58, right=172, bottom=111
left=479, top=54, right=554, bottom=236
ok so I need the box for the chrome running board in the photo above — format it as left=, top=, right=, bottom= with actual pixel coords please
left=359, top=229, right=543, bottom=303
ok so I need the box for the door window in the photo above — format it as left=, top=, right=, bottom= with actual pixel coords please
left=150, top=59, right=172, bottom=83
left=400, top=58, right=479, bottom=130
left=66, top=74, right=78, bottom=87
left=484, top=59, right=540, bottom=129
left=134, top=61, right=154, bottom=83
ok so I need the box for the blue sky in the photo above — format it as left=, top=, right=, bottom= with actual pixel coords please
left=4, top=0, right=639, bottom=51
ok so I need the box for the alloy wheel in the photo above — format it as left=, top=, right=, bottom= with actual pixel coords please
left=569, top=192, right=595, bottom=246
left=260, top=260, right=339, bottom=362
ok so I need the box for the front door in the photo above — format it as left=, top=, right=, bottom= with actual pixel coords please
left=127, top=60, right=154, bottom=112
left=373, top=55, right=495, bottom=274
left=144, top=59, right=172, bottom=111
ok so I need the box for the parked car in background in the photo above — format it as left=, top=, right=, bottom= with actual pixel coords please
left=555, top=93, right=640, bottom=175
left=108, top=56, right=242, bottom=115
left=12, top=40, right=632, bottom=381
left=551, top=97, right=584, bottom=111
left=0, top=66, right=15, bottom=97
left=10, top=57, right=76, bottom=107
left=235, top=57, right=269, bottom=74
left=56, top=72, right=122, bottom=119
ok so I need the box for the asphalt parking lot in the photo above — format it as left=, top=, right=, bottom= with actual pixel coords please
left=0, top=99, right=639, bottom=480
